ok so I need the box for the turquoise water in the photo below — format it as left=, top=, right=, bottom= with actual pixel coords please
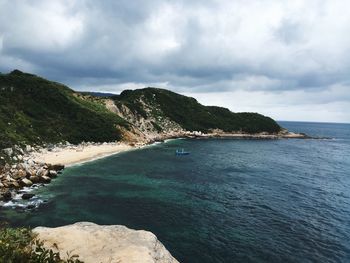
left=1, top=121, right=350, bottom=262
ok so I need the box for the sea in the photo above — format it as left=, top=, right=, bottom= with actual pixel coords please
left=1, top=121, right=350, bottom=263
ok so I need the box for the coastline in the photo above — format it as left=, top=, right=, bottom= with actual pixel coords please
left=0, top=142, right=138, bottom=206
left=175, top=130, right=313, bottom=140
left=0, top=130, right=315, bottom=206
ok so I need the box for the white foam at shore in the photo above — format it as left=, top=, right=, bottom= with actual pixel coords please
left=2, top=184, right=44, bottom=209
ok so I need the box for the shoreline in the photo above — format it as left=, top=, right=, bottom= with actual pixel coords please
left=191, top=132, right=312, bottom=140
left=65, top=150, right=130, bottom=168
left=31, top=142, right=136, bottom=167
left=0, top=142, right=139, bottom=206
left=175, top=130, right=316, bottom=140
left=0, top=130, right=319, bottom=206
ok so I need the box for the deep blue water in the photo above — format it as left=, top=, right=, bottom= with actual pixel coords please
left=1, top=121, right=350, bottom=263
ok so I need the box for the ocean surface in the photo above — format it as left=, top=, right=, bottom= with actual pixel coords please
left=1, top=121, right=350, bottom=263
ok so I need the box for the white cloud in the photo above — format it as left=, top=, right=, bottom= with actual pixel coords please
left=0, top=0, right=349, bottom=122
left=74, top=81, right=170, bottom=94
left=184, top=84, right=350, bottom=122
left=137, top=3, right=183, bottom=60
left=0, top=0, right=84, bottom=52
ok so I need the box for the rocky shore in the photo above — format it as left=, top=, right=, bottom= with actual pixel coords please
left=0, top=147, right=63, bottom=205
left=0, top=142, right=133, bottom=205
left=190, top=130, right=312, bottom=139
left=156, top=129, right=312, bottom=140
left=140, top=129, right=313, bottom=144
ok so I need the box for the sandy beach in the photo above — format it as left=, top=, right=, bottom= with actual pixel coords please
left=29, top=131, right=308, bottom=167
left=31, top=143, right=134, bottom=167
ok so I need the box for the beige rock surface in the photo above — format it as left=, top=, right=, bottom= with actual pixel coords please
left=33, top=222, right=179, bottom=263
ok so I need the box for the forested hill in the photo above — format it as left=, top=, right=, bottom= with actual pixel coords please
left=0, top=70, right=281, bottom=151
left=112, top=88, right=281, bottom=134
left=0, top=70, right=127, bottom=150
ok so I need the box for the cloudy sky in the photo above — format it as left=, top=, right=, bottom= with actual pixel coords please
left=1, top=0, right=349, bottom=123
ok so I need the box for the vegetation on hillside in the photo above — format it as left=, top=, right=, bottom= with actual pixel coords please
left=0, top=223, right=82, bottom=263
left=0, top=70, right=128, bottom=150
left=0, top=71, right=282, bottom=154
left=113, top=88, right=281, bottom=133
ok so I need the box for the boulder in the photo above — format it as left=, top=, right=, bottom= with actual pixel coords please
left=36, top=167, right=48, bottom=177
left=25, top=145, right=32, bottom=152
left=48, top=170, right=57, bottom=178
left=13, top=169, right=27, bottom=179
left=40, top=175, right=51, bottom=184
left=10, top=181, right=20, bottom=188
left=17, top=163, right=25, bottom=170
left=20, top=178, right=33, bottom=187
left=22, top=193, right=35, bottom=200
left=1, top=190, right=12, bottom=201
left=5, top=174, right=13, bottom=182
left=14, top=145, right=24, bottom=155
left=33, top=222, right=179, bottom=263
left=25, top=168, right=34, bottom=178
left=48, top=164, right=65, bottom=171
left=30, top=169, right=37, bottom=177
left=29, top=176, right=41, bottom=183
left=3, top=148, right=13, bottom=156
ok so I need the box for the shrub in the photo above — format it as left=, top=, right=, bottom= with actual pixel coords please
left=0, top=223, right=83, bottom=263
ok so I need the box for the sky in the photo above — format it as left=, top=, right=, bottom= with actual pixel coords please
left=0, top=0, right=349, bottom=123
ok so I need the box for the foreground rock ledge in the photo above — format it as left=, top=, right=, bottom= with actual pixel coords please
left=33, top=222, right=179, bottom=263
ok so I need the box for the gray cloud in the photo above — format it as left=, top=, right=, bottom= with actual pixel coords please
left=0, top=0, right=349, bottom=122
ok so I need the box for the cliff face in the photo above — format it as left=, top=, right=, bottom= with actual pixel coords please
left=104, top=97, right=184, bottom=142
left=33, top=222, right=179, bottom=263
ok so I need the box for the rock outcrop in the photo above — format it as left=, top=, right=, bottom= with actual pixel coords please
left=33, top=222, right=179, bottom=263
left=105, top=98, right=184, bottom=143
left=0, top=148, right=65, bottom=202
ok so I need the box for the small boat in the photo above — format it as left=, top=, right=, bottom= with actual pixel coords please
left=175, top=148, right=190, bottom=155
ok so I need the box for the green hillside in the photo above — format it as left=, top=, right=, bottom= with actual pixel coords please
left=0, top=70, right=127, bottom=150
left=113, top=88, right=281, bottom=133
left=0, top=71, right=282, bottom=153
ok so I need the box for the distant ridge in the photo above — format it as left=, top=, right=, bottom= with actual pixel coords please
left=111, top=87, right=281, bottom=136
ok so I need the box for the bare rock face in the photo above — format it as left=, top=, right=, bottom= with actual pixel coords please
left=33, top=222, right=179, bottom=263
